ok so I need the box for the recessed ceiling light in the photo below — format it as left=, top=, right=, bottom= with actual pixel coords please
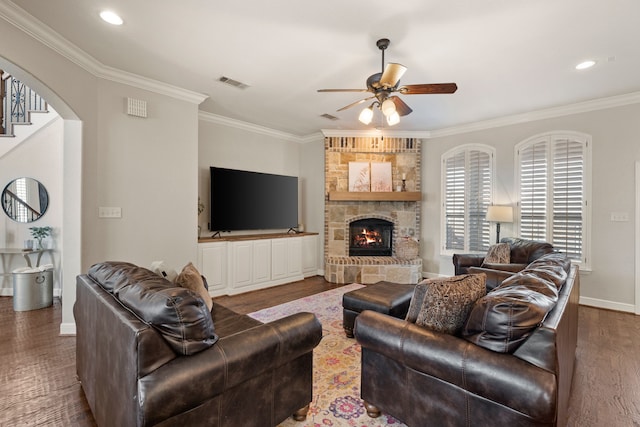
left=575, top=60, right=596, bottom=70
left=100, top=10, right=123, bottom=26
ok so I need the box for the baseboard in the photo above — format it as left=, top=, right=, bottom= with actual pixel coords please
left=59, top=322, right=76, bottom=336
left=579, top=296, right=636, bottom=314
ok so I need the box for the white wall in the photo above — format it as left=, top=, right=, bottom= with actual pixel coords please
left=0, top=19, right=202, bottom=332
left=299, top=136, right=325, bottom=271
left=422, top=103, right=640, bottom=311
left=198, top=119, right=301, bottom=235
left=0, top=116, right=63, bottom=293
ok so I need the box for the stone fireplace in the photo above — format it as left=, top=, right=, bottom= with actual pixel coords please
left=324, top=136, right=423, bottom=284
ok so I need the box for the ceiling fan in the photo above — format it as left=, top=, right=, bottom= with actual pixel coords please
left=318, top=38, right=457, bottom=126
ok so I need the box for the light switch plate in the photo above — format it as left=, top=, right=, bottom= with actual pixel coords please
left=99, top=207, right=122, bottom=218
left=610, top=212, right=629, bottom=222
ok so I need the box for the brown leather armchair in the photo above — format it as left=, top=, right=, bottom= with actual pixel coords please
left=75, top=262, right=322, bottom=427
left=453, top=237, right=555, bottom=289
left=355, top=253, right=579, bottom=427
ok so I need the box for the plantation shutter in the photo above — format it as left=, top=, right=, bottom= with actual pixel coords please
left=552, top=137, right=584, bottom=260
left=468, top=150, right=492, bottom=251
left=518, top=134, right=587, bottom=263
left=444, top=151, right=466, bottom=250
left=519, top=142, right=548, bottom=240
left=443, top=147, right=492, bottom=252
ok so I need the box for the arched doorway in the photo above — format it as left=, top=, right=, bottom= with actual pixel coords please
left=0, top=55, right=82, bottom=334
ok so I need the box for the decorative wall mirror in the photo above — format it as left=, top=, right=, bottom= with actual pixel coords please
left=1, top=177, right=49, bottom=223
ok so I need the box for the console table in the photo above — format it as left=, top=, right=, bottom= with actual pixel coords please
left=0, top=248, right=51, bottom=276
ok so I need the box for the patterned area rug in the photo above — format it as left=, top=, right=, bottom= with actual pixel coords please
left=248, top=284, right=407, bottom=427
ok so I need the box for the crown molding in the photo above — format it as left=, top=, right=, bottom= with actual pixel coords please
left=321, top=129, right=431, bottom=138
left=199, top=111, right=305, bottom=143
left=0, top=1, right=207, bottom=104
left=429, top=91, right=640, bottom=138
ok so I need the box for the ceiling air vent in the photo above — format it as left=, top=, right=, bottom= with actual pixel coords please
left=321, top=113, right=339, bottom=121
left=218, top=76, right=249, bottom=89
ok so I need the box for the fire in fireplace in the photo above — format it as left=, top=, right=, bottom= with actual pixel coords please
left=349, top=218, right=393, bottom=256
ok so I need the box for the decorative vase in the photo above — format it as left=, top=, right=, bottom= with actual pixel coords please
left=396, top=237, right=419, bottom=259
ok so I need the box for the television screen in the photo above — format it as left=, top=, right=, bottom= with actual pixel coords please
left=210, top=167, right=298, bottom=231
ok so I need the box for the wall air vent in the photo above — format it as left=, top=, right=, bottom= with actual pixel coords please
left=321, top=113, right=339, bottom=121
left=218, top=76, right=250, bottom=89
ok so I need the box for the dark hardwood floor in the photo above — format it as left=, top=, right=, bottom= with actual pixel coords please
left=0, top=276, right=638, bottom=426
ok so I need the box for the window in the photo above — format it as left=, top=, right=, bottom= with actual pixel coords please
left=442, top=145, right=494, bottom=253
left=516, top=132, right=590, bottom=265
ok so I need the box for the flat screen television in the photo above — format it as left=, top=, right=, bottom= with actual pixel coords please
left=209, top=167, right=298, bottom=232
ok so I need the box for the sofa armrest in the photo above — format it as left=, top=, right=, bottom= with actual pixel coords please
left=452, top=253, right=485, bottom=275
left=467, top=266, right=518, bottom=290
left=355, top=311, right=557, bottom=421
left=138, top=312, right=322, bottom=426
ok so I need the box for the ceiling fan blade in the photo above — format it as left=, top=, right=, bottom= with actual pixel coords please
left=317, top=89, right=369, bottom=93
left=336, top=96, right=375, bottom=112
left=399, top=83, right=458, bottom=94
left=389, top=96, right=413, bottom=116
left=379, top=63, right=407, bottom=88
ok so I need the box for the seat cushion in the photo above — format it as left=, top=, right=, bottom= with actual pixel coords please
left=88, top=262, right=218, bottom=356
left=462, top=253, right=568, bottom=353
left=405, top=274, right=486, bottom=335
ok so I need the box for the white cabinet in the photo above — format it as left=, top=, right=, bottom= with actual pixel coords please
left=198, top=233, right=318, bottom=296
left=229, top=241, right=254, bottom=289
left=287, top=238, right=302, bottom=277
left=271, top=238, right=289, bottom=281
left=197, top=241, right=227, bottom=296
left=252, top=240, right=272, bottom=284
left=301, top=235, right=318, bottom=277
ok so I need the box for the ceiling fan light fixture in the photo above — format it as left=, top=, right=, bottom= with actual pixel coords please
left=381, top=98, right=396, bottom=117
left=386, top=111, right=400, bottom=126
left=358, top=106, right=374, bottom=125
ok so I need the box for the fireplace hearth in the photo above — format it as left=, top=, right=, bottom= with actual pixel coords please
left=349, top=218, right=393, bottom=256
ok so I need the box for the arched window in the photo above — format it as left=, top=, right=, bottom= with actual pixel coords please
left=516, top=132, right=591, bottom=265
left=441, top=144, right=495, bottom=253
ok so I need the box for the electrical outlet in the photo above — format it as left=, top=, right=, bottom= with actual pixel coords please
left=99, top=207, right=122, bottom=218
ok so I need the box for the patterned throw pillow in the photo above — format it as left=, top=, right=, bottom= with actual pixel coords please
left=483, top=242, right=510, bottom=265
left=405, top=274, right=486, bottom=335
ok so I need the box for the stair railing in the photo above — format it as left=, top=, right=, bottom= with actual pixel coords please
left=0, top=70, right=48, bottom=136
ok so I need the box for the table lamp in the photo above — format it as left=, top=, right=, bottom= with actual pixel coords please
left=486, top=205, right=513, bottom=244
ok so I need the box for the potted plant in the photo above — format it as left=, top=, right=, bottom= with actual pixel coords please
left=29, top=226, right=52, bottom=250
left=198, top=197, right=205, bottom=239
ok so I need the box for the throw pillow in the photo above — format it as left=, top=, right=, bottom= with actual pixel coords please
left=405, top=274, right=486, bottom=335
left=482, top=242, right=510, bottom=265
left=175, top=262, right=213, bottom=312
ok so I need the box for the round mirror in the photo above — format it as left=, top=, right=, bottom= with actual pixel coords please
left=1, top=177, right=49, bottom=223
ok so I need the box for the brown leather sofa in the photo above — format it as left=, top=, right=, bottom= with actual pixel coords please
left=355, top=252, right=579, bottom=427
left=74, top=262, right=322, bottom=427
left=453, top=237, right=555, bottom=289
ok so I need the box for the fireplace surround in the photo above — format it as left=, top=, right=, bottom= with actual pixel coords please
left=324, top=136, right=423, bottom=284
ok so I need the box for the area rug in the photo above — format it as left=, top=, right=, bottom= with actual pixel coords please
left=248, top=284, right=407, bottom=427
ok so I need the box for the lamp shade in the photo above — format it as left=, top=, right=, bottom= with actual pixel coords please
left=486, top=205, right=513, bottom=223
left=381, top=98, right=396, bottom=117
left=386, top=111, right=400, bottom=126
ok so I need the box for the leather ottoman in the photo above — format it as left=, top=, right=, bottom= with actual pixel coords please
left=342, top=281, right=415, bottom=338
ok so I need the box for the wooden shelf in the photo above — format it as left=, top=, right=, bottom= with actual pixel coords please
left=328, top=191, right=421, bottom=202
